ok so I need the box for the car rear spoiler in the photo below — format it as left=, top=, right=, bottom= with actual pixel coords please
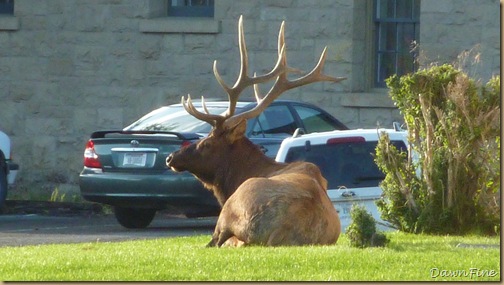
left=90, top=130, right=201, bottom=141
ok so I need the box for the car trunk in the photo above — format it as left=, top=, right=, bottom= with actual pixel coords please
left=88, top=131, right=200, bottom=173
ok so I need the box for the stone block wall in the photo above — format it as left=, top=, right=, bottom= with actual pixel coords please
left=0, top=0, right=499, bottom=198
left=419, top=0, right=500, bottom=80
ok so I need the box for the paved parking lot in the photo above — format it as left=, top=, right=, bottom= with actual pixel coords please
left=0, top=211, right=216, bottom=247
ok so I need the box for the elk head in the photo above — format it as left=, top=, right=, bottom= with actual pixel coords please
left=166, top=15, right=346, bottom=204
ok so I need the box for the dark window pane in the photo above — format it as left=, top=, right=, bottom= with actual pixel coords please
left=398, top=23, right=415, bottom=51
left=285, top=140, right=407, bottom=189
left=378, top=22, right=397, bottom=51
left=294, top=105, right=336, bottom=133
left=0, top=0, right=13, bottom=14
left=377, top=52, right=396, bottom=85
left=412, top=0, right=420, bottom=19
left=257, top=105, right=296, bottom=136
left=168, top=0, right=214, bottom=17
left=377, top=0, right=395, bottom=19
left=396, top=0, right=413, bottom=18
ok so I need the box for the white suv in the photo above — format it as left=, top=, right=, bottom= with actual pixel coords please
left=0, top=130, right=19, bottom=210
left=276, top=127, right=409, bottom=232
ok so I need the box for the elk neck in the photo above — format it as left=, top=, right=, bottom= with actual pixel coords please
left=207, top=136, right=286, bottom=206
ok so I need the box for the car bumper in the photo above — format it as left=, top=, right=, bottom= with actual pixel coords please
left=79, top=167, right=220, bottom=210
left=6, top=160, right=19, bottom=185
left=327, top=187, right=395, bottom=233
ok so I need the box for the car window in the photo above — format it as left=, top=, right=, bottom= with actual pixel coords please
left=251, top=105, right=297, bottom=137
left=284, top=140, right=407, bottom=189
left=294, top=105, right=339, bottom=133
left=125, top=106, right=227, bottom=133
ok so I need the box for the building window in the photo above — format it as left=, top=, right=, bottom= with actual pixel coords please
left=374, top=0, right=420, bottom=87
left=168, top=0, right=214, bottom=17
left=0, top=0, right=13, bottom=14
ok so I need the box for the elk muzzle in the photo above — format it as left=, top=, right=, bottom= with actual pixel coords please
left=165, top=153, right=175, bottom=170
left=166, top=151, right=184, bottom=172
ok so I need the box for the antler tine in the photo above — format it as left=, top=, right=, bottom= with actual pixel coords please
left=213, top=15, right=250, bottom=118
left=226, top=45, right=346, bottom=126
left=288, top=47, right=347, bottom=87
left=252, top=72, right=261, bottom=103
left=277, top=21, right=286, bottom=59
left=213, top=15, right=289, bottom=120
left=181, top=95, right=224, bottom=127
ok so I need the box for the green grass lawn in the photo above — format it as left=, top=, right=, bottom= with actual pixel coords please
left=0, top=232, right=499, bottom=281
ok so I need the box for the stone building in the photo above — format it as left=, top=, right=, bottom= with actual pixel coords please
left=0, top=0, right=499, bottom=198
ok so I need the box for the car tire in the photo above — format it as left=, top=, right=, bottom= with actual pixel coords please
left=0, top=165, right=7, bottom=212
left=114, top=207, right=157, bottom=229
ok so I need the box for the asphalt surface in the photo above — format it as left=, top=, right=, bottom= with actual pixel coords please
left=0, top=202, right=217, bottom=247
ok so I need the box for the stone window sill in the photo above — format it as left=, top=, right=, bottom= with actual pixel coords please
left=139, top=17, right=220, bottom=34
left=0, top=16, right=19, bottom=31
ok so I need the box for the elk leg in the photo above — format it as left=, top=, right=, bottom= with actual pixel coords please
left=206, top=226, right=234, bottom=248
left=216, top=229, right=234, bottom=247
left=222, top=236, right=245, bottom=247
left=206, top=226, right=221, bottom=247
left=206, top=237, right=217, bottom=247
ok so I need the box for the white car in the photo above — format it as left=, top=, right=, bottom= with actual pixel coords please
left=0, top=130, right=19, bottom=210
left=276, top=127, right=409, bottom=232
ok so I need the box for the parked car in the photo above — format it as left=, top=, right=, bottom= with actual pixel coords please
left=275, top=126, right=409, bottom=232
left=0, top=130, right=19, bottom=211
left=79, top=100, right=348, bottom=228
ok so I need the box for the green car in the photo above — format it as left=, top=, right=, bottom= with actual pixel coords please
left=79, top=100, right=347, bottom=228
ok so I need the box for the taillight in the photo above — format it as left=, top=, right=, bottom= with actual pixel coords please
left=327, top=136, right=366, bottom=144
left=84, top=140, right=102, bottom=168
left=181, top=140, right=192, bottom=149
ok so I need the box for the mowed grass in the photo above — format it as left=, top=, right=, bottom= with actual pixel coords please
left=0, top=232, right=499, bottom=281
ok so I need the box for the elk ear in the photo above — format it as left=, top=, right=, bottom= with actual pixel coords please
left=225, top=119, right=247, bottom=143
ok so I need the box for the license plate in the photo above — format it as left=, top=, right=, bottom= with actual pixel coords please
left=122, top=153, right=147, bottom=167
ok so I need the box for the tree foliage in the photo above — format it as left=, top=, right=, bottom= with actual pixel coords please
left=375, top=64, right=500, bottom=235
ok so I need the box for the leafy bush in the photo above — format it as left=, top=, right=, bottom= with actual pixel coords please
left=375, top=64, right=500, bottom=235
left=347, top=204, right=389, bottom=248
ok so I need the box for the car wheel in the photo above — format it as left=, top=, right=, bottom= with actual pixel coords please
left=114, top=207, right=157, bottom=229
left=0, top=165, right=7, bottom=212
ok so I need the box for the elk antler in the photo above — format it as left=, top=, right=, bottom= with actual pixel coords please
left=182, top=15, right=346, bottom=128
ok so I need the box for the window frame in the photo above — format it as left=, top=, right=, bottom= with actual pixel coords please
left=373, top=0, right=420, bottom=87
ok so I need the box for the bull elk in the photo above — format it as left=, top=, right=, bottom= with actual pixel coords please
left=166, top=16, right=345, bottom=247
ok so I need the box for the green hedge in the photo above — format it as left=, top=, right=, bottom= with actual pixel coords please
left=375, top=64, right=500, bottom=235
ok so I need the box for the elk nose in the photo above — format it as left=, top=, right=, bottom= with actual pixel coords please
left=166, top=154, right=173, bottom=166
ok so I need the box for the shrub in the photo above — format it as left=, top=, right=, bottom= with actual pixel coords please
left=347, top=204, right=389, bottom=248
left=375, top=64, right=500, bottom=235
